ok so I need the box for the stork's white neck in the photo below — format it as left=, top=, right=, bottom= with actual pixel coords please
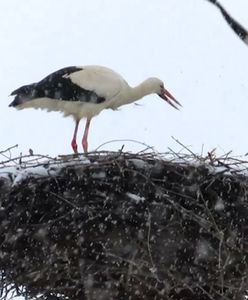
left=108, top=77, right=162, bottom=110
left=125, top=78, right=160, bottom=104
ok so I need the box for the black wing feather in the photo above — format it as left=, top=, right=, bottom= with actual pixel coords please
left=9, top=66, right=105, bottom=107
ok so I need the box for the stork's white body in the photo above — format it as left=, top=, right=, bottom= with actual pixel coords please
left=10, top=65, right=181, bottom=153
left=14, top=66, right=133, bottom=120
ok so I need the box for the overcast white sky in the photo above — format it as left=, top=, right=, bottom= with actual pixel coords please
left=0, top=0, right=248, bottom=158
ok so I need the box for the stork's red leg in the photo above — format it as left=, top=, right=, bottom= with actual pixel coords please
left=82, top=118, right=91, bottom=153
left=71, top=119, right=80, bottom=154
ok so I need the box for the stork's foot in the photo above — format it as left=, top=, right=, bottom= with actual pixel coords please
left=71, top=138, right=78, bottom=154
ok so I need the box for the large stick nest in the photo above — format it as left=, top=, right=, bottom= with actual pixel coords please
left=1, top=147, right=248, bottom=300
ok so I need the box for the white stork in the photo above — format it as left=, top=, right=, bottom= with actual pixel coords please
left=9, top=65, right=181, bottom=153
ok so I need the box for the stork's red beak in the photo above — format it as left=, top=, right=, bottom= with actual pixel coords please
left=159, top=88, right=182, bottom=110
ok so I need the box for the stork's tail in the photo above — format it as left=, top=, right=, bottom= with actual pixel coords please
left=9, top=84, right=36, bottom=107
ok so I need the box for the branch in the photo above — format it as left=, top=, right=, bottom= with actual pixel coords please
left=206, top=0, right=248, bottom=46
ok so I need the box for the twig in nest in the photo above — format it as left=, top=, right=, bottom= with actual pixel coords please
left=0, top=144, right=18, bottom=163
left=0, top=144, right=18, bottom=156
left=167, top=147, right=189, bottom=162
left=95, top=139, right=155, bottom=152
left=0, top=153, right=54, bottom=167
left=207, top=148, right=217, bottom=164
left=171, top=136, right=201, bottom=160
left=49, top=192, right=82, bottom=211
left=146, top=211, right=160, bottom=282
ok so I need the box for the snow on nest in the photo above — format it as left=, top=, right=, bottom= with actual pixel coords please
left=128, top=158, right=148, bottom=169
left=126, top=192, right=145, bottom=203
left=0, top=153, right=90, bottom=186
left=160, top=151, right=248, bottom=177
left=214, top=197, right=225, bottom=211
left=1, top=149, right=248, bottom=187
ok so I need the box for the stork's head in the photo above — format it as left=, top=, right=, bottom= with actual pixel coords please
left=147, top=77, right=182, bottom=110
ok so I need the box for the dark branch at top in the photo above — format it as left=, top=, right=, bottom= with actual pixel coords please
left=206, top=0, right=248, bottom=45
